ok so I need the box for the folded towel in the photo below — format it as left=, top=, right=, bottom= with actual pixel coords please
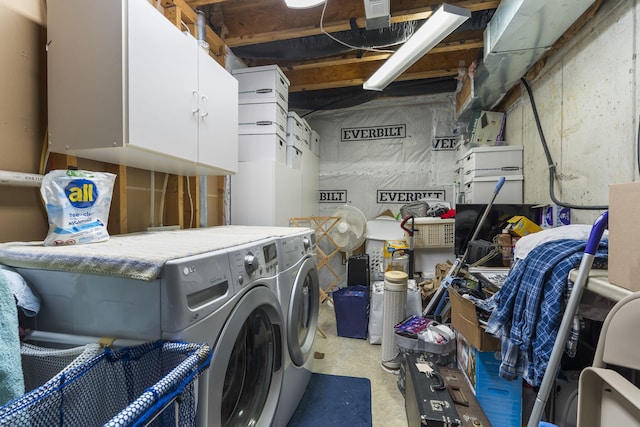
left=0, top=269, right=24, bottom=405
left=0, top=266, right=40, bottom=317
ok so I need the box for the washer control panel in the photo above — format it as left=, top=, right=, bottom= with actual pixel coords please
left=228, top=239, right=279, bottom=289
left=277, top=231, right=314, bottom=271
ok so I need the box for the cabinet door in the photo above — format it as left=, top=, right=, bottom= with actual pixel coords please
left=47, top=0, right=126, bottom=152
left=197, top=50, right=238, bottom=174
left=128, top=0, right=198, bottom=163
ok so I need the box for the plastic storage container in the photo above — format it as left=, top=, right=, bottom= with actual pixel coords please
left=409, top=217, right=455, bottom=248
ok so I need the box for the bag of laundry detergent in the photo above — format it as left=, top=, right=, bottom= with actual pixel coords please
left=40, top=169, right=116, bottom=246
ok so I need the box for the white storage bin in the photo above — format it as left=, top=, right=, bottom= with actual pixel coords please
left=462, top=145, right=523, bottom=183
left=232, top=64, right=289, bottom=107
left=238, top=134, right=286, bottom=164
left=238, top=102, right=287, bottom=139
left=286, top=111, right=304, bottom=149
left=310, top=130, right=320, bottom=156
left=463, top=175, right=523, bottom=204
left=286, top=145, right=302, bottom=169
left=365, top=217, right=405, bottom=282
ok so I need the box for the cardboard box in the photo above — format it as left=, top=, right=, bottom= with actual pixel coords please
left=469, top=110, right=505, bottom=146
left=449, top=287, right=500, bottom=352
left=456, top=333, right=523, bottom=427
left=462, top=174, right=523, bottom=204
left=609, top=182, right=640, bottom=291
left=506, top=215, right=543, bottom=237
left=461, top=145, right=523, bottom=181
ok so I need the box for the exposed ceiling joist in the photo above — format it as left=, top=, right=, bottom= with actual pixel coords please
left=222, top=0, right=499, bottom=47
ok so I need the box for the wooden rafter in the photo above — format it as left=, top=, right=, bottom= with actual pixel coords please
left=222, top=0, right=499, bottom=47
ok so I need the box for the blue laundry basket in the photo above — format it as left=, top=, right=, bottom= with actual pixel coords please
left=0, top=340, right=212, bottom=427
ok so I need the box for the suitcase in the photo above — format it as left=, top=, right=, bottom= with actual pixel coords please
left=439, top=366, right=492, bottom=427
left=404, top=353, right=461, bottom=426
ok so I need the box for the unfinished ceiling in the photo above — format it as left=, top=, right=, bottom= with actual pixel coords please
left=188, top=0, right=499, bottom=111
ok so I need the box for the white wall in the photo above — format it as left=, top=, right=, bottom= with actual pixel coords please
left=506, top=0, right=638, bottom=225
left=306, top=94, right=461, bottom=221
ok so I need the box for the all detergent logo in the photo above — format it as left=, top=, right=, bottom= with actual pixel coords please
left=377, top=190, right=446, bottom=203
left=65, top=179, right=98, bottom=208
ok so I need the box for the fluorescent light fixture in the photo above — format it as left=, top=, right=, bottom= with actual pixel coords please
left=284, top=0, right=325, bottom=8
left=363, top=3, right=470, bottom=91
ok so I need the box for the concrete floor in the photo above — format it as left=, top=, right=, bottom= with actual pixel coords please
left=311, top=302, right=409, bottom=427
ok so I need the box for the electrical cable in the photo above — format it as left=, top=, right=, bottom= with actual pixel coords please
left=520, top=78, right=608, bottom=210
left=319, top=0, right=405, bottom=53
left=186, top=176, right=194, bottom=229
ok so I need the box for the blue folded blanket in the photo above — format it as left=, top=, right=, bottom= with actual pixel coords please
left=0, top=269, right=24, bottom=405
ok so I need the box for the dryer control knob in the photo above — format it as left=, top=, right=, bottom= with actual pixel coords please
left=244, top=252, right=259, bottom=275
left=303, top=237, right=311, bottom=251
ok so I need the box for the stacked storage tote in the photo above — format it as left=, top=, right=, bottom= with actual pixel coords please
left=457, top=145, right=524, bottom=204
left=231, top=65, right=302, bottom=226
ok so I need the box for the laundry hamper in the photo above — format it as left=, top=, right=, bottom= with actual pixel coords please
left=0, top=340, right=212, bottom=427
left=21, top=342, right=104, bottom=392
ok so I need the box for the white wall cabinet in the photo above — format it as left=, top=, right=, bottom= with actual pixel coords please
left=47, top=0, right=237, bottom=176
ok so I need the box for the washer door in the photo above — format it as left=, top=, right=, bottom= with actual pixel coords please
left=210, top=285, right=284, bottom=427
left=287, top=256, right=320, bottom=367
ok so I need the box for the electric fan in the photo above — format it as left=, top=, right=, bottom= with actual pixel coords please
left=328, top=204, right=367, bottom=258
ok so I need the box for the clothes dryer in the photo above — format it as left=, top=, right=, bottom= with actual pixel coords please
left=272, top=229, right=320, bottom=427
left=4, top=229, right=286, bottom=427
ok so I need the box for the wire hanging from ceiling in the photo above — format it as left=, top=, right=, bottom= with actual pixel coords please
left=318, top=0, right=413, bottom=53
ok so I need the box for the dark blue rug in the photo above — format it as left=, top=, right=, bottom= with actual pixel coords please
left=287, top=373, right=372, bottom=427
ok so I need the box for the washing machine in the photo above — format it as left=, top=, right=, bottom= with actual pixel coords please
left=4, top=228, right=287, bottom=427
left=272, top=229, right=320, bottom=427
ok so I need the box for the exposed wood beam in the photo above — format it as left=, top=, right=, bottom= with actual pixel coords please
left=278, top=38, right=483, bottom=71
left=186, top=0, right=227, bottom=6
left=286, top=48, right=478, bottom=92
left=224, top=0, right=499, bottom=47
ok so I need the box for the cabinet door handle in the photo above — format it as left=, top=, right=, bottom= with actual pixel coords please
left=257, top=121, right=274, bottom=126
left=192, top=90, right=199, bottom=114
left=256, top=88, right=273, bottom=94
left=200, top=95, right=208, bottom=118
